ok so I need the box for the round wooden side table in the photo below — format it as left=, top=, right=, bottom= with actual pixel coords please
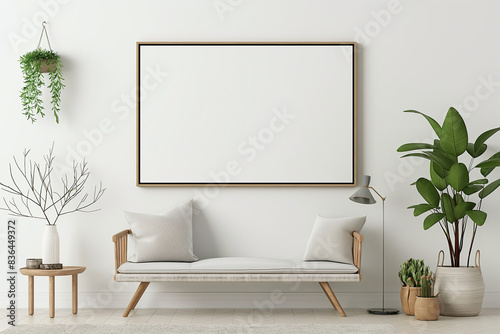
left=19, top=266, right=86, bottom=318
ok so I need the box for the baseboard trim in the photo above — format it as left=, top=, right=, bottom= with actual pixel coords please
left=14, top=292, right=500, bottom=309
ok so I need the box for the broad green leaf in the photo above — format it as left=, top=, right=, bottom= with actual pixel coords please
left=404, top=110, right=442, bottom=139
left=480, top=152, right=500, bottom=176
left=408, top=204, right=437, bottom=216
left=448, top=163, right=469, bottom=192
left=467, top=210, right=487, bottom=226
left=474, top=127, right=500, bottom=153
left=433, top=139, right=443, bottom=152
left=474, top=144, right=487, bottom=158
left=441, top=193, right=455, bottom=222
left=476, top=158, right=500, bottom=168
left=463, top=185, right=483, bottom=195
left=479, top=178, right=500, bottom=199
left=397, top=143, right=435, bottom=152
left=468, top=179, right=489, bottom=185
left=430, top=161, right=447, bottom=190
left=453, top=201, right=475, bottom=220
left=416, top=178, right=440, bottom=206
left=467, top=143, right=475, bottom=157
left=467, top=143, right=486, bottom=158
left=454, top=193, right=464, bottom=205
left=401, top=152, right=452, bottom=171
left=401, top=153, right=430, bottom=161
left=426, top=151, right=454, bottom=170
left=424, top=212, right=445, bottom=230
left=440, top=107, right=468, bottom=158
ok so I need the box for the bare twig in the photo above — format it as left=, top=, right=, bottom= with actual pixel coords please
left=0, top=146, right=105, bottom=225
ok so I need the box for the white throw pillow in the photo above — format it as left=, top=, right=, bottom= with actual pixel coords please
left=124, top=199, right=198, bottom=262
left=303, top=215, right=366, bottom=264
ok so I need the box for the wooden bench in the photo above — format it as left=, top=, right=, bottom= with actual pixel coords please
left=112, top=229, right=363, bottom=317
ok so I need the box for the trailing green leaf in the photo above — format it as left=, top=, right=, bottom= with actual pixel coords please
left=19, top=48, right=64, bottom=123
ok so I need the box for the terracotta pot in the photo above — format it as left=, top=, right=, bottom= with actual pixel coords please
left=415, top=296, right=440, bottom=321
left=434, top=250, right=485, bottom=316
left=400, top=286, right=420, bottom=315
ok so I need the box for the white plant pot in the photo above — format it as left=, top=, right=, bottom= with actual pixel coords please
left=434, top=250, right=485, bottom=316
left=42, top=225, right=60, bottom=264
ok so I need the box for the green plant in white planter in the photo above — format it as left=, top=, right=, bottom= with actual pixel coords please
left=397, top=107, right=500, bottom=267
left=397, top=107, right=498, bottom=316
left=19, top=48, right=64, bottom=123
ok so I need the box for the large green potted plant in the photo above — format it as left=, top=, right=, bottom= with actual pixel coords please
left=19, top=48, right=64, bottom=123
left=397, top=107, right=500, bottom=316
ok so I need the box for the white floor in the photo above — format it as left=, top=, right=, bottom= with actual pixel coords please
left=3, top=308, right=499, bottom=333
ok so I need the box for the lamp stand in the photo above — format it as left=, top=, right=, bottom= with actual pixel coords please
left=367, top=198, right=399, bottom=315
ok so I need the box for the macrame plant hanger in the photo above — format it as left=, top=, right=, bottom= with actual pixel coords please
left=37, top=21, right=52, bottom=51
left=36, top=21, right=56, bottom=73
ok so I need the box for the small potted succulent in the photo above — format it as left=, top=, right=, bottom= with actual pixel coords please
left=398, top=258, right=430, bottom=315
left=415, top=273, right=440, bottom=321
left=19, top=48, right=64, bottom=123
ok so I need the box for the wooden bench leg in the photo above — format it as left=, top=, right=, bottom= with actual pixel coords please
left=123, top=282, right=150, bottom=317
left=319, top=282, right=347, bottom=317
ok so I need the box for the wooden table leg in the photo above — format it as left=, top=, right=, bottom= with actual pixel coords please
left=49, top=276, right=55, bottom=318
left=28, top=276, right=34, bottom=315
left=72, top=274, right=78, bottom=314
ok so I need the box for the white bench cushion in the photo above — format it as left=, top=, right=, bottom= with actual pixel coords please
left=118, top=257, right=358, bottom=274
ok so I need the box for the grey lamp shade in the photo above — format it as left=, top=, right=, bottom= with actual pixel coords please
left=349, top=175, right=376, bottom=204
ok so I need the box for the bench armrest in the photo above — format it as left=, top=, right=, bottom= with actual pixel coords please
left=353, top=231, right=363, bottom=276
left=112, top=229, right=132, bottom=279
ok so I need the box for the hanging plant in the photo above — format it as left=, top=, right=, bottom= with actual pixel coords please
left=19, top=22, right=64, bottom=123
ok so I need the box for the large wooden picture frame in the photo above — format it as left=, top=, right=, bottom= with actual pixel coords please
left=137, top=42, right=356, bottom=186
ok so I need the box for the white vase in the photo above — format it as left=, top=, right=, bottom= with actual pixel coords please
left=42, top=225, right=60, bottom=264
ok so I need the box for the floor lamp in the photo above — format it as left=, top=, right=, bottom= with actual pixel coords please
left=349, top=175, right=399, bottom=315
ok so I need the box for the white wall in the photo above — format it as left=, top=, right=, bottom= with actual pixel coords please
left=1, top=0, right=499, bottom=310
